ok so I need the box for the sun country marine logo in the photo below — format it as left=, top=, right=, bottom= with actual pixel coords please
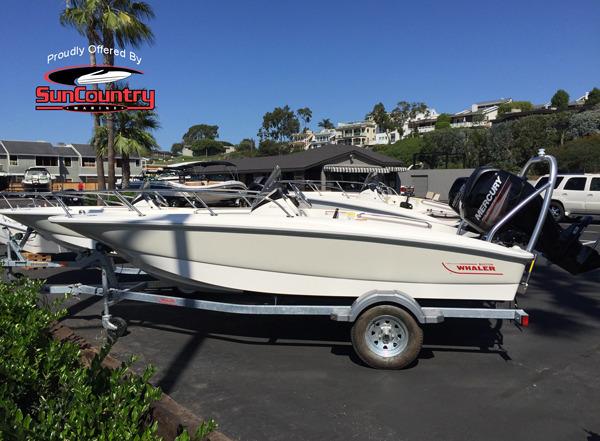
left=35, top=65, right=155, bottom=113
left=442, top=262, right=503, bottom=275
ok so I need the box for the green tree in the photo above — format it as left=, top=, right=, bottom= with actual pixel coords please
left=171, top=142, right=184, bottom=155
left=566, top=108, right=600, bottom=139
left=390, top=101, right=430, bottom=138
left=258, top=106, right=300, bottom=141
left=183, top=124, right=219, bottom=143
left=551, top=89, right=570, bottom=110
left=98, top=0, right=155, bottom=189
left=367, top=102, right=394, bottom=144
left=318, top=118, right=334, bottom=129
left=297, top=107, right=312, bottom=130
left=498, top=101, right=533, bottom=115
left=257, top=139, right=290, bottom=156
left=93, top=108, right=159, bottom=188
left=373, top=137, right=424, bottom=166
left=548, top=134, right=600, bottom=172
left=190, top=139, right=226, bottom=157
left=586, top=88, right=600, bottom=107
left=237, top=138, right=256, bottom=152
left=434, top=113, right=452, bottom=129
left=60, top=0, right=106, bottom=189
left=418, top=127, right=491, bottom=168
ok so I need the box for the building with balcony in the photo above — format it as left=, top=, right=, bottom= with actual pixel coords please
left=409, top=117, right=438, bottom=134
left=309, top=129, right=338, bottom=149
left=0, top=140, right=145, bottom=186
left=290, top=130, right=316, bottom=150
left=450, top=99, right=511, bottom=128
left=335, top=120, right=377, bottom=147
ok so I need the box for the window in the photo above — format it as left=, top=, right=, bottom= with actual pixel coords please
left=134, top=160, right=140, bottom=167
left=535, top=176, right=564, bottom=189
left=564, top=177, right=586, bottom=191
left=590, top=178, right=600, bottom=192
left=9, top=155, right=17, bottom=166
left=63, top=157, right=72, bottom=167
left=82, top=157, right=96, bottom=167
left=554, top=176, right=564, bottom=189
left=36, top=156, right=58, bottom=166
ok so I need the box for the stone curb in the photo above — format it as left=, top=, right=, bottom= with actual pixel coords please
left=50, top=323, right=234, bottom=441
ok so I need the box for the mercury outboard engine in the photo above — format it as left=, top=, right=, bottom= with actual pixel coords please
left=448, top=176, right=469, bottom=213
left=459, top=165, right=600, bottom=275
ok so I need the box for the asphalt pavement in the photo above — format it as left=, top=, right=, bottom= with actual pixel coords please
left=16, top=250, right=599, bottom=441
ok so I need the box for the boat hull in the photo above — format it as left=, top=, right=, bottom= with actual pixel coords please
left=50, top=213, right=532, bottom=301
left=0, top=215, right=66, bottom=254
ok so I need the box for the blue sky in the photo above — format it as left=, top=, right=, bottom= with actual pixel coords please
left=1, top=0, right=599, bottom=150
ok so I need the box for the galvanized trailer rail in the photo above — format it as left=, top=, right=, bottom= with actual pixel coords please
left=1, top=226, right=144, bottom=276
left=44, top=249, right=529, bottom=359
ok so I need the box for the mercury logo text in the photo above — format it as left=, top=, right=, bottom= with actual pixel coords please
left=475, top=176, right=503, bottom=222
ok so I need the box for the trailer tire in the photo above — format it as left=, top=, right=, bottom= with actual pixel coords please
left=549, top=201, right=565, bottom=222
left=107, top=317, right=128, bottom=344
left=351, top=305, right=423, bottom=369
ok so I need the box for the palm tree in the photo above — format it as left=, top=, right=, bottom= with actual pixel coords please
left=98, top=0, right=154, bottom=189
left=93, top=108, right=159, bottom=188
left=297, top=107, right=312, bottom=131
left=60, top=0, right=106, bottom=190
left=318, top=118, right=334, bottom=130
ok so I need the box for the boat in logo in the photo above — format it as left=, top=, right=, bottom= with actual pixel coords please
left=35, top=65, right=155, bottom=113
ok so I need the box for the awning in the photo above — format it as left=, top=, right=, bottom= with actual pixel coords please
left=323, top=165, right=407, bottom=173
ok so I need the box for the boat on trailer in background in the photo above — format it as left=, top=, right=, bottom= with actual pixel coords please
left=128, top=160, right=247, bottom=205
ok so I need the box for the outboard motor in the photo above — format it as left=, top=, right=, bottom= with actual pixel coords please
left=448, top=176, right=469, bottom=214
left=459, top=166, right=600, bottom=275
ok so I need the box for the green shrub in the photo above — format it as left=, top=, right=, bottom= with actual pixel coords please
left=373, top=137, right=424, bottom=166
left=0, top=280, right=162, bottom=440
left=548, top=134, right=600, bottom=172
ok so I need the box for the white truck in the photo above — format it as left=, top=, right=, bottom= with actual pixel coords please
left=535, top=173, right=600, bottom=222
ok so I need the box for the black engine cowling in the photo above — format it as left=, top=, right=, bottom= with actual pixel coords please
left=458, top=166, right=600, bottom=275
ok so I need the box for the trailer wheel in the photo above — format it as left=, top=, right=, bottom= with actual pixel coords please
left=107, top=316, right=128, bottom=344
left=549, top=201, right=565, bottom=222
left=351, top=305, right=423, bottom=369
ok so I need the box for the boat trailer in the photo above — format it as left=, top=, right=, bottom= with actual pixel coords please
left=1, top=227, right=144, bottom=278
left=44, top=250, right=529, bottom=368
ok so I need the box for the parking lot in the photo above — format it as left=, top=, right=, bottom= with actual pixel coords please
left=23, top=229, right=598, bottom=441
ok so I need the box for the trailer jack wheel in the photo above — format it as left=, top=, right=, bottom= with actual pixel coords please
left=351, top=305, right=423, bottom=369
left=105, top=316, right=128, bottom=344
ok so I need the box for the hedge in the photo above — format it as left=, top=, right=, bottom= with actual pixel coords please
left=0, top=280, right=215, bottom=441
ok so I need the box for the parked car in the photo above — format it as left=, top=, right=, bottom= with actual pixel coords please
left=535, top=173, right=600, bottom=222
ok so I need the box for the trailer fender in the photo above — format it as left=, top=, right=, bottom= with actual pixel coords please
left=333, top=290, right=444, bottom=324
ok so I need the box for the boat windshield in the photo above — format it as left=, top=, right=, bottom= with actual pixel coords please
left=250, top=166, right=282, bottom=210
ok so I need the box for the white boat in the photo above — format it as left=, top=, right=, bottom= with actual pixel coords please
left=0, top=196, right=253, bottom=253
left=301, top=188, right=459, bottom=225
left=296, top=177, right=460, bottom=224
left=22, top=167, right=53, bottom=191
left=48, top=206, right=532, bottom=301
left=129, top=160, right=247, bottom=205
left=0, top=214, right=66, bottom=254
left=47, top=156, right=600, bottom=303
